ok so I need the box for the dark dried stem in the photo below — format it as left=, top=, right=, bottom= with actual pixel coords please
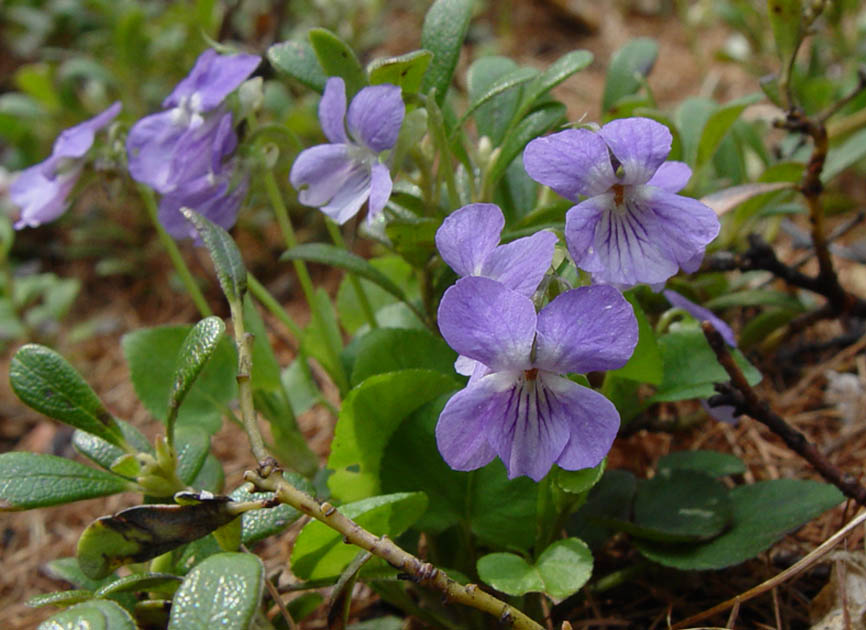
left=702, top=322, right=866, bottom=506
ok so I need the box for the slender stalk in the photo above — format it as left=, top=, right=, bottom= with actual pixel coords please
left=246, top=464, right=545, bottom=630
left=139, top=185, right=212, bottom=317
left=325, top=219, right=378, bottom=329
left=262, top=169, right=349, bottom=393
left=230, top=299, right=268, bottom=462
left=247, top=272, right=304, bottom=341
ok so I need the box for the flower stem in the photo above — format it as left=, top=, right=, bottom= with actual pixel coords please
left=246, top=464, right=545, bottom=630
left=138, top=184, right=212, bottom=318
left=325, top=219, right=378, bottom=330
left=247, top=272, right=304, bottom=341
left=230, top=297, right=268, bottom=463
left=262, top=169, right=349, bottom=394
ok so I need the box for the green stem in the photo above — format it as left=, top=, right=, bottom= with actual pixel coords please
left=247, top=273, right=304, bottom=341
left=138, top=185, right=212, bottom=318
left=262, top=169, right=349, bottom=394
left=325, top=219, right=378, bottom=330
left=425, top=92, right=460, bottom=210
left=229, top=298, right=268, bottom=462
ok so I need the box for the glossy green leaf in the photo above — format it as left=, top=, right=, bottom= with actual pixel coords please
left=488, top=102, right=566, bottom=187
left=267, top=39, right=327, bottom=92
left=190, top=453, right=225, bottom=493
left=168, top=553, right=264, bottom=630
left=9, top=344, right=125, bottom=447
left=336, top=256, right=419, bottom=335
left=636, top=479, right=842, bottom=570
left=823, top=127, right=866, bottom=182
left=455, top=66, right=539, bottom=132
left=650, top=328, right=762, bottom=402
left=291, top=492, right=428, bottom=580
left=38, top=599, right=136, bottom=630
left=517, top=49, right=593, bottom=119
left=477, top=538, right=592, bottom=599
left=123, top=325, right=237, bottom=434
left=94, top=573, right=181, bottom=597
left=168, top=317, right=226, bottom=425
left=283, top=243, right=408, bottom=304
left=384, top=215, right=439, bottom=268
left=72, top=420, right=151, bottom=473
left=328, top=369, right=459, bottom=502
left=657, top=450, right=746, bottom=477
left=0, top=453, right=130, bottom=511
left=696, top=93, right=762, bottom=167
left=768, top=0, right=803, bottom=63
left=632, top=470, right=732, bottom=542
left=77, top=498, right=240, bottom=579
left=174, top=425, right=211, bottom=485
left=26, top=589, right=93, bottom=608
left=419, top=0, right=473, bottom=104
left=556, top=459, right=606, bottom=495
left=229, top=473, right=312, bottom=544
left=368, top=50, right=433, bottom=94
left=350, top=328, right=457, bottom=386
left=181, top=208, right=247, bottom=304
left=309, top=28, right=366, bottom=96
left=739, top=309, right=798, bottom=348
left=602, top=38, right=658, bottom=112
left=244, top=296, right=282, bottom=393
left=468, top=56, right=522, bottom=144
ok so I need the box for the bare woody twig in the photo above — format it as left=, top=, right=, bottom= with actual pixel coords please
left=245, top=462, right=546, bottom=630
left=702, top=322, right=866, bottom=506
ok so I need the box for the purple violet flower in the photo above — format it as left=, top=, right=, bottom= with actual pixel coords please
left=127, top=50, right=259, bottom=194
left=290, top=77, right=405, bottom=225
left=10, top=102, right=122, bottom=229
left=436, top=203, right=558, bottom=297
left=436, top=276, right=638, bottom=481
left=523, top=117, right=720, bottom=290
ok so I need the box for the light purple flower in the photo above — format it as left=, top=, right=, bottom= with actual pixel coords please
left=158, top=168, right=249, bottom=241
left=523, top=117, right=720, bottom=290
left=290, top=77, right=405, bottom=225
left=127, top=50, right=259, bottom=193
left=436, top=203, right=558, bottom=297
left=663, top=289, right=736, bottom=347
left=10, top=102, right=121, bottom=229
left=436, top=277, right=638, bottom=481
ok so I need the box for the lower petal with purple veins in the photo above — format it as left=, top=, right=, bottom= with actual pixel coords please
left=367, top=162, right=392, bottom=222
left=318, top=162, right=373, bottom=224
left=290, top=144, right=358, bottom=207
left=565, top=196, right=608, bottom=272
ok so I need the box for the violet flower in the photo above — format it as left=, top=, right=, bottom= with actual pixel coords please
left=436, top=276, right=638, bottom=481
left=127, top=50, right=259, bottom=194
left=523, top=117, right=720, bottom=290
left=436, top=203, right=558, bottom=297
left=290, top=77, right=405, bottom=225
left=10, top=102, right=121, bottom=229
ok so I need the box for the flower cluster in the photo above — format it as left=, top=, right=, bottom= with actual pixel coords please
left=127, top=49, right=260, bottom=239
left=10, top=102, right=121, bottom=229
left=524, top=117, right=720, bottom=290
left=291, top=77, right=405, bottom=225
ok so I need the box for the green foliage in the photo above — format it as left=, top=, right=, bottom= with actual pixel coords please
left=167, top=553, right=264, bottom=630
left=291, top=492, right=428, bottom=579
left=229, top=473, right=312, bottom=544
left=309, top=28, right=367, bottom=97
left=368, top=50, right=433, bottom=95
left=0, top=452, right=131, bottom=510
left=419, top=0, right=473, bottom=104
left=268, top=39, right=328, bottom=92
left=167, top=317, right=226, bottom=430
left=656, top=450, right=747, bottom=477
left=123, top=324, right=237, bottom=434
left=181, top=209, right=247, bottom=305
left=603, top=38, right=659, bottom=113
left=37, top=599, right=136, bottom=630
left=349, top=327, right=457, bottom=386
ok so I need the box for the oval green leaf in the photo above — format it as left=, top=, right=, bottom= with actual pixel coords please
left=10, top=344, right=125, bottom=447
left=181, top=208, right=246, bottom=305
left=602, top=38, right=658, bottom=112
left=368, top=50, right=433, bottom=95
left=168, top=552, right=264, bottom=630
left=38, top=599, right=136, bottom=630
left=168, top=317, right=226, bottom=424
left=267, top=39, right=327, bottom=92
left=0, top=452, right=130, bottom=511
left=419, top=0, right=473, bottom=104
left=656, top=450, right=746, bottom=478
left=309, top=28, right=366, bottom=97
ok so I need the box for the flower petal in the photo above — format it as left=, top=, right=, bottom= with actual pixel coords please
left=600, top=117, right=672, bottom=186
left=437, top=276, right=536, bottom=372
left=647, top=160, right=691, bottom=193
left=158, top=169, right=246, bottom=240
left=290, top=144, right=356, bottom=206
left=163, top=50, right=261, bottom=111
left=663, top=289, right=736, bottom=347
left=347, top=84, right=405, bottom=153
left=564, top=197, right=607, bottom=271
left=52, top=102, right=122, bottom=160
left=540, top=374, right=620, bottom=471
left=126, top=110, right=188, bottom=192
left=366, top=162, right=392, bottom=222
left=318, top=162, right=372, bottom=224
left=436, top=374, right=518, bottom=472
left=436, top=203, right=504, bottom=277
left=481, top=230, right=557, bottom=297
left=639, top=187, right=720, bottom=271
left=524, top=129, right=616, bottom=200
left=534, top=285, right=638, bottom=374
left=319, top=77, right=348, bottom=144
left=486, top=375, right=571, bottom=481
left=10, top=161, right=79, bottom=229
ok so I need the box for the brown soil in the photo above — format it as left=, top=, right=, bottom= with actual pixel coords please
left=3, top=2, right=865, bottom=629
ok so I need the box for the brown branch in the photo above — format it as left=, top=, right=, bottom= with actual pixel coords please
left=702, top=322, right=866, bottom=506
